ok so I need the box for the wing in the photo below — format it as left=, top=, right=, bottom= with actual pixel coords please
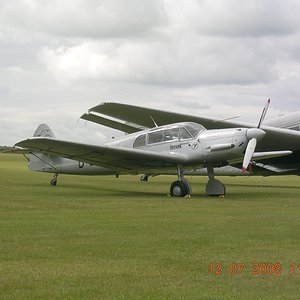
left=15, top=138, right=188, bottom=173
left=81, top=111, right=141, bottom=134
left=81, top=102, right=300, bottom=152
left=81, top=102, right=248, bottom=133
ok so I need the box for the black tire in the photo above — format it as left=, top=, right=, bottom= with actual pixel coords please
left=182, top=179, right=192, bottom=195
left=170, top=180, right=189, bottom=197
left=50, top=179, right=57, bottom=186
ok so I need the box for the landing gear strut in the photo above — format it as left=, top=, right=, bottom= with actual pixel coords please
left=50, top=173, right=58, bottom=186
left=170, top=165, right=192, bottom=197
left=205, top=166, right=226, bottom=196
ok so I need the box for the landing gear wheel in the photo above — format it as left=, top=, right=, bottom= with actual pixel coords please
left=182, top=179, right=192, bottom=195
left=140, top=174, right=149, bottom=182
left=50, top=173, right=58, bottom=186
left=205, top=178, right=226, bottom=196
left=170, top=180, right=191, bottom=197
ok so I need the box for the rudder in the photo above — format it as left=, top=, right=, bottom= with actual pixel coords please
left=33, top=124, right=55, bottom=138
left=29, top=124, right=62, bottom=173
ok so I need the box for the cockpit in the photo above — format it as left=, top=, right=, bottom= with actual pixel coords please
left=133, top=122, right=205, bottom=148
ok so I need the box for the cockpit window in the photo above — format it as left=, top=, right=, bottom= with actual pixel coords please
left=185, top=123, right=205, bottom=137
left=164, top=128, right=180, bottom=140
left=133, top=134, right=146, bottom=148
left=148, top=131, right=163, bottom=144
left=145, top=122, right=205, bottom=145
left=148, top=128, right=180, bottom=144
left=180, top=127, right=193, bottom=139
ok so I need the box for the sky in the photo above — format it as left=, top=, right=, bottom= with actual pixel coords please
left=1, top=0, right=300, bottom=146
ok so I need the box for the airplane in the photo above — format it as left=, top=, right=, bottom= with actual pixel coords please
left=8, top=99, right=299, bottom=197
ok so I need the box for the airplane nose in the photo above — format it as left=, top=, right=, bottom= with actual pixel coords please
left=246, top=128, right=266, bottom=141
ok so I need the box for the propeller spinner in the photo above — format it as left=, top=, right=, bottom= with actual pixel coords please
left=242, top=99, right=270, bottom=172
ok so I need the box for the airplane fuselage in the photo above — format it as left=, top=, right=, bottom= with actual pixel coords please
left=29, top=122, right=255, bottom=176
left=26, top=110, right=300, bottom=179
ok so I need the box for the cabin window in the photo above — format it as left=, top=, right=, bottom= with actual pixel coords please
left=164, top=128, right=180, bottom=140
left=185, top=123, right=203, bottom=137
left=148, top=131, right=164, bottom=144
left=148, top=128, right=180, bottom=144
left=133, top=134, right=146, bottom=148
left=144, top=123, right=204, bottom=145
left=180, top=127, right=193, bottom=139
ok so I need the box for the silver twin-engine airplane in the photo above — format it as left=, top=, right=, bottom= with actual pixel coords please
left=9, top=100, right=300, bottom=197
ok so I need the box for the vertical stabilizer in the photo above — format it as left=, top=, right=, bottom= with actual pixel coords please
left=29, top=124, right=62, bottom=173
left=33, top=124, right=56, bottom=138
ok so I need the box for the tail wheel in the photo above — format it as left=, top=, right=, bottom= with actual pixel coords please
left=50, top=173, right=58, bottom=186
left=170, top=180, right=191, bottom=197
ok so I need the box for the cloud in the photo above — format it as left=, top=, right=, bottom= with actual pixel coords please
left=33, top=0, right=300, bottom=87
left=38, top=36, right=277, bottom=86
left=4, top=0, right=300, bottom=88
left=165, top=0, right=300, bottom=37
left=2, top=0, right=300, bottom=146
left=0, top=0, right=166, bottom=39
left=3, top=0, right=299, bottom=40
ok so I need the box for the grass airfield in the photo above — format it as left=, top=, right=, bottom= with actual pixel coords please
left=1, top=154, right=300, bottom=299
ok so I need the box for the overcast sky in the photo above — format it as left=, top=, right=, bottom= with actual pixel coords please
left=1, top=0, right=300, bottom=145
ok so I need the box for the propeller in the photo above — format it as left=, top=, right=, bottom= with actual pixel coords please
left=242, top=137, right=257, bottom=173
left=242, top=99, right=270, bottom=172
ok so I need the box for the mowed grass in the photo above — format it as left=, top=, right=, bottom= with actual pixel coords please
left=1, top=154, right=300, bottom=299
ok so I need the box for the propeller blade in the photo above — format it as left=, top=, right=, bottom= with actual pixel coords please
left=242, top=100, right=270, bottom=172
left=257, top=99, right=270, bottom=128
left=242, top=138, right=257, bottom=173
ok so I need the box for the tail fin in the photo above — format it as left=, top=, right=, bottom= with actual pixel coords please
left=33, top=124, right=55, bottom=138
left=29, top=124, right=62, bottom=173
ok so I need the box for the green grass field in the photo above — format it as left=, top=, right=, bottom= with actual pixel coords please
left=1, top=154, right=300, bottom=299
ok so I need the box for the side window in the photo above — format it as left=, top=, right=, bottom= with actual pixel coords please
left=165, top=128, right=180, bottom=140
left=185, top=124, right=200, bottom=137
left=148, top=128, right=180, bottom=144
left=180, top=127, right=192, bottom=140
left=148, top=131, right=164, bottom=144
left=133, top=134, right=146, bottom=148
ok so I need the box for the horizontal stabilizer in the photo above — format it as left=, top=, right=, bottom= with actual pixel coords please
left=1, top=146, right=29, bottom=154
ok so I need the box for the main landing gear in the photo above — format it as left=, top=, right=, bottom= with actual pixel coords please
left=169, top=165, right=226, bottom=197
left=50, top=173, right=58, bottom=186
left=205, top=166, right=226, bottom=196
left=170, top=165, right=192, bottom=197
left=170, top=180, right=191, bottom=197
